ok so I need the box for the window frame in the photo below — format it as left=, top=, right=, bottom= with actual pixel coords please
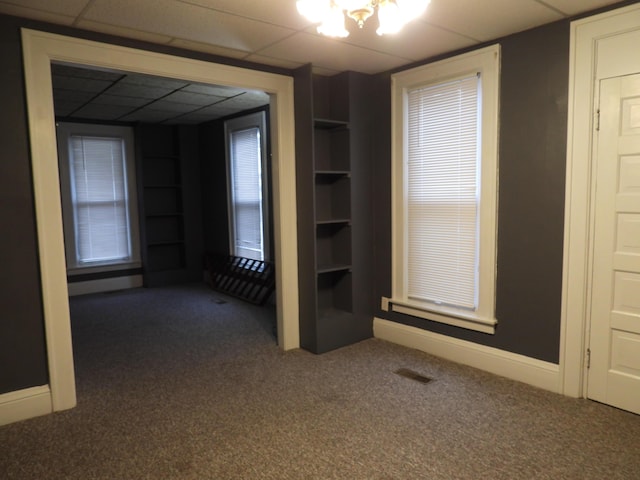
left=224, top=111, right=270, bottom=262
left=390, top=44, right=500, bottom=334
left=57, top=122, right=141, bottom=275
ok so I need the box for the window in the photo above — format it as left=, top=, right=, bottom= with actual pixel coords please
left=225, top=111, right=269, bottom=261
left=57, top=123, right=140, bottom=273
left=390, top=45, right=500, bottom=334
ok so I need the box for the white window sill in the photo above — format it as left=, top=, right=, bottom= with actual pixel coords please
left=387, top=298, right=497, bottom=335
left=67, top=260, right=142, bottom=277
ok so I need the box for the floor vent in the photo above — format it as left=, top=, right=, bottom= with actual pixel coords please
left=395, top=368, right=433, bottom=384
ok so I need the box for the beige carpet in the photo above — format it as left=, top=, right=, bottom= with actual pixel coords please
left=1, top=283, right=639, bottom=479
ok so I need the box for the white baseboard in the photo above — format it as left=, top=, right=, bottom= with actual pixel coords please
left=68, top=274, right=143, bottom=296
left=0, top=385, right=52, bottom=426
left=374, top=317, right=560, bottom=393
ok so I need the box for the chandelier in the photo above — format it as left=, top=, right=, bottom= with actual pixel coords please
left=296, top=0, right=430, bottom=37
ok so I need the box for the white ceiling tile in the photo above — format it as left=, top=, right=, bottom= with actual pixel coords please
left=53, top=89, right=95, bottom=103
left=75, top=19, right=174, bottom=44
left=73, top=104, right=136, bottom=120
left=163, top=91, right=225, bottom=106
left=243, top=53, right=306, bottom=70
left=0, top=3, right=75, bottom=25
left=53, top=99, right=85, bottom=117
left=92, top=94, right=150, bottom=108
left=106, top=83, right=174, bottom=99
left=0, top=0, right=89, bottom=16
left=177, top=0, right=313, bottom=30
left=52, top=75, right=112, bottom=93
left=538, top=0, right=623, bottom=16
left=424, top=0, right=564, bottom=42
left=197, top=103, right=244, bottom=116
left=119, top=109, right=177, bottom=122
left=120, top=74, right=188, bottom=90
left=84, top=0, right=297, bottom=52
left=259, top=32, right=412, bottom=74
left=145, top=99, right=199, bottom=113
left=339, top=18, right=479, bottom=62
left=182, top=84, right=245, bottom=97
left=52, top=64, right=123, bottom=82
left=167, top=38, right=249, bottom=59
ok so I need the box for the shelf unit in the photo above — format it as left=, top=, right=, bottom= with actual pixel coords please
left=294, top=66, right=374, bottom=353
left=137, top=124, right=202, bottom=286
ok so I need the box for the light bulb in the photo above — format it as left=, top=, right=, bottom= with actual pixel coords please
left=317, top=4, right=350, bottom=37
left=377, top=0, right=405, bottom=35
left=296, top=0, right=331, bottom=24
left=395, top=0, right=430, bottom=21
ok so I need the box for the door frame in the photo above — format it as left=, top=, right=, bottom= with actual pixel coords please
left=561, top=3, right=640, bottom=398
left=21, top=29, right=300, bottom=412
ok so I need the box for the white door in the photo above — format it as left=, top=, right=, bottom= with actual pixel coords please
left=588, top=73, right=640, bottom=415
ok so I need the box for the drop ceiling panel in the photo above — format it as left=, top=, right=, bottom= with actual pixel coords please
left=73, top=104, right=136, bottom=120
left=540, top=0, right=623, bottom=15
left=180, top=0, right=313, bottom=30
left=339, top=19, right=479, bottom=61
left=53, top=100, right=86, bottom=117
left=119, top=109, right=178, bottom=123
left=181, top=84, right=245, bottom=97
left=53, top=90, right=96, bottom=104
left=259, top=31, right=412, bottom=74
left=0, top=0, right=90, bottom=16
left=120, top=74, right=189, bottom=90
left=84, top=0, right=297, bottom=52
left=52, top=75, right=113, bottom=94
left=162, top=90, right=226, bottom=106
left=0, top=4, right=76, bottom=25
left=75, top=19, right=175, bottom=44
left=146, top=98, right=204, bottom=113
left=52, top=65, right=123, bottom=82
left=167, top=38, right=249, bottom=59
left=425, top=0, right=564, bottom=42
left=105, top=83, right=175, bottom=99
left=91, top=94, right=149, bottom=108
left=243, top=53, right=306, bottom=70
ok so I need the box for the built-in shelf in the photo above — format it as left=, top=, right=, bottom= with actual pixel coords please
left=314, top=118, right=349, bottom=129
left=296, top=68, right=373, bottom=354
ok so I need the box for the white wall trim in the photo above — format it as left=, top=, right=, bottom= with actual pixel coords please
left=0, top=386, right=52, bottom=427
left=67, top=275, right=144, bottom=297
left=374, top=318, right=560, bottom=393
left=20, top=28, right=299, bottom=420
left=561, top=2, right=640, bottom=398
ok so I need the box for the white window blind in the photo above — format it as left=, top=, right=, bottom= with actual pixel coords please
left=406, top=74, right=480, bottom=311
left=69, top=135, right=131, bottom=264
left=229, top=127, right=264, bottom=260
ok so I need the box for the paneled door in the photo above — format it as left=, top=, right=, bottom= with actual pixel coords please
left=588, top=73, right=640, bottom=415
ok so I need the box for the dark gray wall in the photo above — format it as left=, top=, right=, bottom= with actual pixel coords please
left=200, top=119, right=232, bottom=256
left=373, top=20, right=570, bottom=364
left=0, top=14, right=49, bottom=393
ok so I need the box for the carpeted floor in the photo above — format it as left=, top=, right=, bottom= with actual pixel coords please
left=1, top=283, right=639, bottom=479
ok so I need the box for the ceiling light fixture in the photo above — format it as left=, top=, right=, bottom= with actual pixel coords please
left=297, top=0, right=430, bottom=38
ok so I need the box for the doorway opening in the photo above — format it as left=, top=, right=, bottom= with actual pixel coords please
left=22, top=28, right=299, bottom=413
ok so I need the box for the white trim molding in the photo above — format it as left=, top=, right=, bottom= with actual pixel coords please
left=561, top=3, right=640, bottom=398
left=0, top=386, right=52, bottom=427
left=374, top=318, right=560, bottom=393
left=20, top=28, right=299, bottom=421
left=390, top=45, right=500, bottom=334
